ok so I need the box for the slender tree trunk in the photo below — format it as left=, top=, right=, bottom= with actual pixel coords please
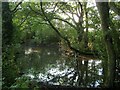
left=83, top=2, right=88, bottom=49
left=96, top=2, right=116, bottom=87
left=77, top=2, right=84, bottom=43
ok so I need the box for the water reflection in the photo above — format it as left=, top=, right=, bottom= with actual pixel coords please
left=17, top=45, right=103, bottom=87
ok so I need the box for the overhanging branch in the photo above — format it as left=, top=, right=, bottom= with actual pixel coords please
left=40, top=2, right=97, bottom=56
left=53, top=17, right=77, bottom=30
left=40, top=2, right=79, bottom=53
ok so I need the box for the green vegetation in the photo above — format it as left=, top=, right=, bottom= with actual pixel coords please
left=2, top=1, right=120, bottom=89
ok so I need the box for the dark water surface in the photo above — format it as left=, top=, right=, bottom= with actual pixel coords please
left=16, top=44, right=103, bottom=88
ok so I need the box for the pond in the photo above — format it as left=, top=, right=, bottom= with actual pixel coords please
left=16, top=44, right=103, bottom=88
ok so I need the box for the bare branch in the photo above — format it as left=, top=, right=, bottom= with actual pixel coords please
left=28, top=5, right=43, bottom=16
left=11, top=0, right=23, bottom=13
left=28, top=5, right=48, bottom=22
left=56, top=3, right=78, bottom=27
left=18, top=11, right=30, bottom=27
left=53, top=17, right=77, bottom=30
left=52, top=2, right=59, bottom=13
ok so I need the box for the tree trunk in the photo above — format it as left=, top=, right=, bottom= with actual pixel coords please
left=2, top=2, right=18, bottom=87
left=96, top=2, right=116, bottom=87
left=83, top=2, right=88, bottom=49
left=2, top=2, right=13, bottom=46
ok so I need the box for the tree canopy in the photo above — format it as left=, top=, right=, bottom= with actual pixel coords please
left=2, top=1, right=120, bottom=89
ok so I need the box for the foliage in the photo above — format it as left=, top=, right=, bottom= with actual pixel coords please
left=2, top=1, right=120, bottom=88
left=10, top=75, right=39, bottom=89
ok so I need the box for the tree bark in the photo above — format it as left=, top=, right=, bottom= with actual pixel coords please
left=83, top=2, right=88, bottom=49
left=96, top=2, right=116, bottom=87
left=2, top=2, right=13, bottom=46
left=2, top=2, right=19, bottom=87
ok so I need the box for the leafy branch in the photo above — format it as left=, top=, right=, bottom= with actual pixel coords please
left=109, top=2, right=120, bottom=16
left=40, top=2, right=96, bottom=56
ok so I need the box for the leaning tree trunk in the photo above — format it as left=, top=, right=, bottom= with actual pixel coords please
left=96, top=2, right=116, bottom=87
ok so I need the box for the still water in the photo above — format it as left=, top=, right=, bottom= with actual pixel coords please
left=17, top=44, right=103, bottom=88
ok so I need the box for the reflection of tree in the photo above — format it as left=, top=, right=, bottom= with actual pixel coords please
left=17, top=45, right=60, bottom=73
left=72, top=55, right=103, bottom=87
left=17, top=44, right=103, bottom=87
left=84, top=61, right=88, bottom=86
